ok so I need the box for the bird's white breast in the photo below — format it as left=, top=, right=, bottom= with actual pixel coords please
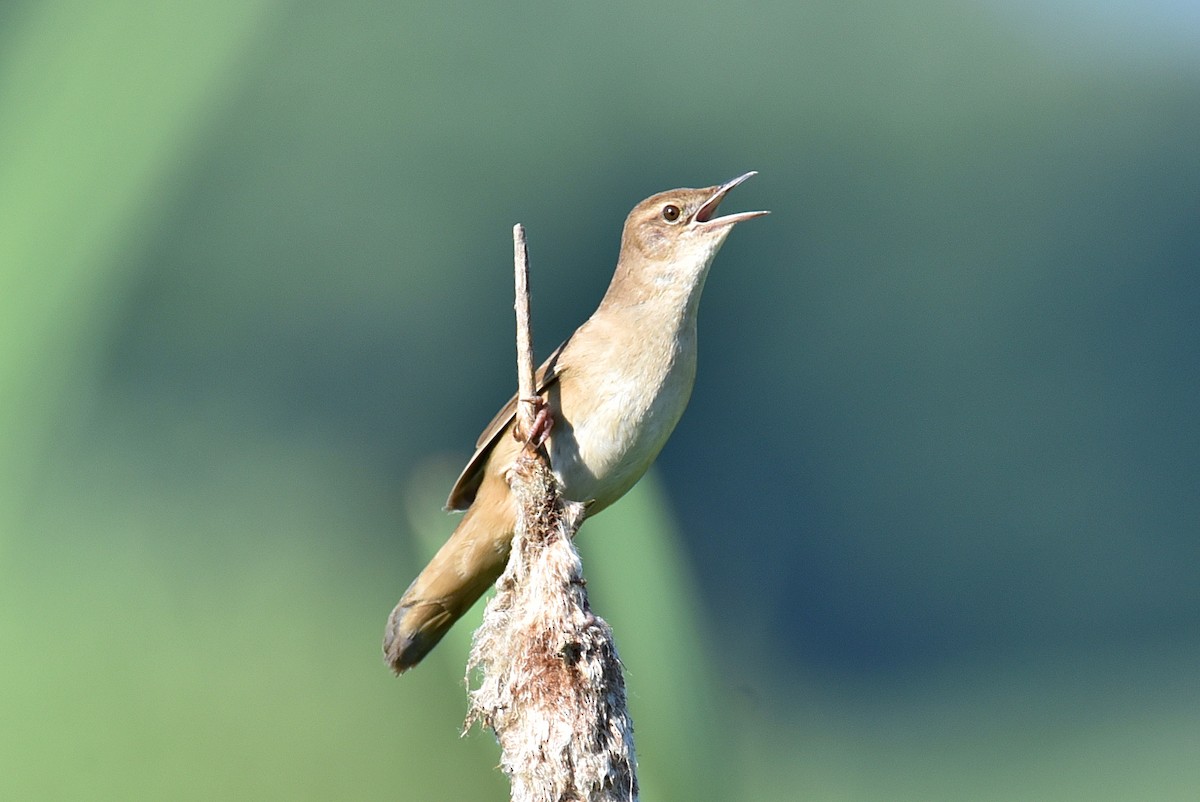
left=549, top=323, right=697, bottom=512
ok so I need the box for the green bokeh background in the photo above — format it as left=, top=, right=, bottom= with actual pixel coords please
left=3, top=2, right=1198, bottom=799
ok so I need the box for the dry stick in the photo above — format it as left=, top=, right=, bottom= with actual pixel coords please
left=512, top=224, right=537, bottom=436
left=464, top=224, right=639, bottom=802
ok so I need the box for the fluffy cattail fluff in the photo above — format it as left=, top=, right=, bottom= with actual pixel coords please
left=465, top=447, right=638, bottom=802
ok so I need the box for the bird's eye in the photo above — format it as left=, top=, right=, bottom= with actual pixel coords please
left=661, top=204, right=681, bottom=222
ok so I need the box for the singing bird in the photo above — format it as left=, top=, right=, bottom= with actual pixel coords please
left=384, top=172, right=768, bottom=673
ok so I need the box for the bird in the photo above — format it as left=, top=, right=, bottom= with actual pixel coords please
left=384, top=172, right=768, bottom=673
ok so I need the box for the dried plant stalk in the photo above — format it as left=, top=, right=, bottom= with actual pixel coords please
left=463, top=224, right=638, bottom=802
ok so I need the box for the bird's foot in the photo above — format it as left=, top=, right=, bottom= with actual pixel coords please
left=528, top=402, right=553, bottom=447
left=515, top=397, right=553, bottom=448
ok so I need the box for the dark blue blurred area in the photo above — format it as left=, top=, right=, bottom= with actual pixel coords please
left=5, top=1, right=1198, bottom=797
left=103, top=4, right=1200, bottom=681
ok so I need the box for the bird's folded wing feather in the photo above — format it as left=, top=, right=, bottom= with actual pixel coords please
left=444, top=340, right=568, bottom=510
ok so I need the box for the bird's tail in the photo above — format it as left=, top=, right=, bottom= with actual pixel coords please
left=383, top=505, right=511, bottom=673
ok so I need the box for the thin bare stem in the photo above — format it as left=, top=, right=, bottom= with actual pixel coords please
left=512, top=224, right=537, bottom=436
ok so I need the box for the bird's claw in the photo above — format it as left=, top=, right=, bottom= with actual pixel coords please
left=515, top=397, right=553, bottom=448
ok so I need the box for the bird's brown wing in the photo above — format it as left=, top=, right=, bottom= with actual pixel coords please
left=444, top=341, right=568, bottom=510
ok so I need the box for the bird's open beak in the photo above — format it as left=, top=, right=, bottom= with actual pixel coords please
left=693, top=171, right=770, bottom=228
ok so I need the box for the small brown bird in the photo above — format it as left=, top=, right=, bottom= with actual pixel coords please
left=384, top=172, right=768, bottom=673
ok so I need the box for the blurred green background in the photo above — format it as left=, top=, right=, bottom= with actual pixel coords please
left=2, top=1, right=1198, bottom=799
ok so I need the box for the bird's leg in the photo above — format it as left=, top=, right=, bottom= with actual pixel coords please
left=527, top=399, right=554, bottom=447
left=515, top=397, right=554, bottom=449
